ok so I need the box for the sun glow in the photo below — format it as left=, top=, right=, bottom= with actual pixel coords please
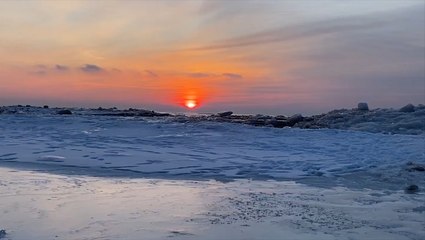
left=185, top=100, right=197, bottom=109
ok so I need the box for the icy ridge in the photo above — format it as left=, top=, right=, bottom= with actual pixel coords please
left=1, top=103, right=424, bottom=135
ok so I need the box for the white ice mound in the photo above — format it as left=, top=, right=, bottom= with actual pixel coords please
left=37, top=155, right=66, bottom=162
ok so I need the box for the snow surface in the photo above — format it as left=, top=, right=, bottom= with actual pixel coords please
left=0, top=168, right=424, bottom=240
left=0, top=114, right=423, bottom=182
left=0, top=114, right=424, bottom=239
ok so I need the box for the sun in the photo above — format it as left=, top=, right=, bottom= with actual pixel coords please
left=185, top=100, right=197, bottom=109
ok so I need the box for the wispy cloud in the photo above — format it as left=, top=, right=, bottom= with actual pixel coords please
left=81, top=64, right=103, bottom=73
left=223, top=73, right=242, bottom=79
left=28, top=64, right=48, bottom=76
left=144, top=70, right=158, bottom=78
left=188, top=72, right=212, bottom=78
left=55, top=64, right=69, bottom=71
left=186, top=6, right=422, bottom=51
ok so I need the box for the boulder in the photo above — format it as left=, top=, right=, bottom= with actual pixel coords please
left=275, top=115, right=287, bottom=121
left=357, top=102, right=369, bottom=111
left=57, top=109, right=72, bottom=115
left=404, top=184, right=419, bottom=194
left=406, top=162, right=425, bottom=172
left=286, top=114, right=304, bottom=127
left=218, top=111, right=233, bottom=117
left=399, top=104, right=415, bottom=113
left=137, top=110, right=157, bottom=117
left=249, top=116, right=267, bottom=126
left=0, top=229, right=6, bottom=238
left=269, top=119, right=287, bottom=128
left=412, top=166, right=425, bottom=171
left=43, top=105, right=49, bottom=109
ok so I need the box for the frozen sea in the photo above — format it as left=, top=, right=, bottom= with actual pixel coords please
left=0, top=113, right=424, bottom=239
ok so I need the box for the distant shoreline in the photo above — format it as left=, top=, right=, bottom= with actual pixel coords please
left=1, top=103, right=424, bottom=135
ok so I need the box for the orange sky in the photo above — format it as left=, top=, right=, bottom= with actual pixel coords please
left=0, top=1, right=424, bottom=114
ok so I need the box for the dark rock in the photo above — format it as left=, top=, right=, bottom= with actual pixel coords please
left=357, top=102, right=369, bottom=111
left=249, top=115, right=273, bottom=126
left=302, top=116, right=314, bottom=122
left=249, top=117, right=267, bottom=126
left=286, top=114, right=304, bottom=127
left=25, top=104, right=31, bottom=107
left=218, top=111, right=233, bottom=117
left=137, top=110, right=156, bottom=117
left=399, top=104, right=415, bottom=113
left=275, top=115, right=287, bottom=121
left=408, top=165, right=425, bottom=172
left=405, top=184, right=419, bottom=194
left=57, top=109, right=72, bottom=115
left=99, top=109, right=170, bottom=117
left=406, top=162, right=425, bottom=172
left=269, top=119, right=287, bottom=128
left=254, top=114, right=273, bottom=120
left=412, top=166, right=425, bottom=171
left=43, top=105, right=49, bottom=109
left=155, top=112, right=172, bottom=117
left=0, top=229, right=6, bottom=238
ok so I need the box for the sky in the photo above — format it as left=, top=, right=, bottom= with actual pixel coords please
left=0, top=0, right=424, bottom=114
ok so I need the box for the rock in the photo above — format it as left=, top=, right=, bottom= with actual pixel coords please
left=405, top=184, right=419, bottom=194
left=0, top=229, right=5, bottom=238
left=249, top=119, right=266, bottom=126
left=275, top=115, right=287, bottom=121
left=269, top=119, right=287, bottom=128
left=43, top=105, right=49, bottom=109
left=357, top=102, right=369, bottom=111
left=408, top=165, right=425, bottom=172
left=249, top=117, right=267, bottom=126
left=412, top=166, right=425, bottom=171
left=137, top=110, right=156, bottom=117
left=399, top=104, right=415, bottom=113
left=286, top=114, right=304, bottom=127
left=57, top=109, right=72, bottom=115
left=218, top=111, right=233, bottom=117
left=406, top=162, right=425, bottom=172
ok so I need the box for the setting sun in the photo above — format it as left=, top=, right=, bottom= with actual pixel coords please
left=185, top=100, right=197, bottom=109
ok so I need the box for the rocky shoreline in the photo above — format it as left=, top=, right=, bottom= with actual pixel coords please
left=1, top=103, right=424, bottom=135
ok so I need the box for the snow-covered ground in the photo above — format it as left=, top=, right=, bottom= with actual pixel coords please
left=1, top=168, right=424, bottom=240
left=0, top=114, right=424, bottom=239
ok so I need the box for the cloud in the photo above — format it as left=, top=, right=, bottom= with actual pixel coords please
left=144, top=70, right=158, bottom=78
left=55, top=64, right=69, bottom=71
left=35, top=64, right=47, bottom=69
left=223, top=73, right=242, bottom=79
left=30, top=70, right=47, bottom=76
left=28, top=64, right=47, bottom=76
left=187, top=6, right=421, bottom=51
left=81, top=64, right=103, bottom=73
left=188, top=72, right=212, bottom=78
